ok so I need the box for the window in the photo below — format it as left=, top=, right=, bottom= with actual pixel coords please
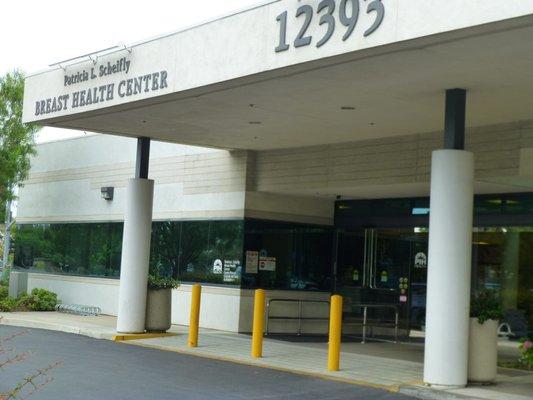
left=242, top=220, right=333, bottom=291
left=15, top=223, right=123, bottom=278
left=472, top=227, right=533, bottom=334
left=150, top=220, right=244, bottom=285
left=14, top=220, right=244, bottom=285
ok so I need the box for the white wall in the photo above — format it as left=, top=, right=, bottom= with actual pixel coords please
left=28, top=273, right=120, bottom=315
left=245, top=191, right=334, bottom=225
left=27, top=273, right=244, bottom=332
left=171, top=285, right=243, bottom=332
left=252, top=121, right=533, bottom=198
left=17, top=134, right=247, bottom=223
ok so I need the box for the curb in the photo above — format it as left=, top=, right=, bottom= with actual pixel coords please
left=113, top=332, right=177, bottom=341
left=399, top=385, right=485, bottom=400
left=0, top=315, right=178, bottom=343
left=0, top=316, right=113, bottom=340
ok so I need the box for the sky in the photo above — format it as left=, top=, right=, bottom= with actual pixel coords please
left=1, top=0, right=262, bottom=143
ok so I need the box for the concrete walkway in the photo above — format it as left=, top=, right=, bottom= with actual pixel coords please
left=1, top=312, right=532, bottom=400
left=129, top=331, right=423, bottom=389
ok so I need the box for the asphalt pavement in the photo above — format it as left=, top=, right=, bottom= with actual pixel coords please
left=0, top=325, right=417, bottom=400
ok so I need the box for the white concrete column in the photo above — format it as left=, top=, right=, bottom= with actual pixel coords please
left=116, top=178, right=154, bottom=333
left=423, top=149, right=474, bottom=388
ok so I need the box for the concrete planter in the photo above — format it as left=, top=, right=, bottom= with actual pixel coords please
left=145, top=288, right=172, bottom=332
left=468, top=318, right=498, bottom=384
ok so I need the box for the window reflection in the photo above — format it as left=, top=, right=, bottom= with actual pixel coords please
left=472, top=227, right=533, bottom=334
left=14, top=220, right=244, bottom=286
left=242, top=220, right=333, bottom=291
left=15, top=223, right=123, bottom=278
left=150, top=220, right=244, bottom=285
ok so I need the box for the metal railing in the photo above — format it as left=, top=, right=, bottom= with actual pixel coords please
left=346, top=303, right=400, bottom=343
left=265, top=299, right=330, bottom=336
left=264, top=298, right=400, bottom=343
left=55, top=304, right=101, bottom=316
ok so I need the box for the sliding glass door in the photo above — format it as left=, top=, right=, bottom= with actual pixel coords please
left=336, top=228, right=428, bottom=333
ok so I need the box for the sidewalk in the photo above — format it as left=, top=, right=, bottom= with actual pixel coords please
left=1, top=312, right=532, bottom=400
left=0, top=311, right=118, bottom=339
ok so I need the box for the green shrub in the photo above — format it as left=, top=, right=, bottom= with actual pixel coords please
left=17, top=288, right=58, bottom=311
left=0, top=296, right=17, bottom=312
left=0, top=285, right=8, bottom=300
left=147, top=275, right=180, bottom=290
left=0, top=267, right=10, bottom=286
left=519, top=338, right=533, bottom=370
left=470, top=289, right=503, bottom=324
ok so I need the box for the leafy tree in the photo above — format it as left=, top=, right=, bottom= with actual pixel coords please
left=1, top=71, right=40, bottom=270
left=0, top=70, right=40, bottom=221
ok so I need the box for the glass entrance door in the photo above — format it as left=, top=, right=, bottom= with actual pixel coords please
left=336, top=228, right=428, bottom=334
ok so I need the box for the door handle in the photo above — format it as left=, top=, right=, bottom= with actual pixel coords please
left=373, top=229, right=378, bottom=288
left=369, top=229, right=376, bottom=288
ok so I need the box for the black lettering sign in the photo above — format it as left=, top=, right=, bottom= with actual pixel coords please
left=64, top=57, right=131, bottom=87
left=34, top=94, right=70, bottom=116
left=35, top=71, right=169, bottom=117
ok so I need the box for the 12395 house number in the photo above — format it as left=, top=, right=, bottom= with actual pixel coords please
left=275, top=0, right=385, bottom=52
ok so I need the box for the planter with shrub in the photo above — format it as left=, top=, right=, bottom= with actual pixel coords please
left=468, top=289, right=503, bottom=384
left=145, top=275, right=179, bottom=332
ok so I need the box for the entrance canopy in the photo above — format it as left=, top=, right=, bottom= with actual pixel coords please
left=23, top=1, right=533, bottom=150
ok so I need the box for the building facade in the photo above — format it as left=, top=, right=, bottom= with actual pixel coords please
left=19, top=0, right=533, bottom=388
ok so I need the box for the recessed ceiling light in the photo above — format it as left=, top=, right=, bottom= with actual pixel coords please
left=341, top=106, right=355, bottom=110
left=370, top=122, right=375, bottom=126
left=249, top=121, right=262, bottom=125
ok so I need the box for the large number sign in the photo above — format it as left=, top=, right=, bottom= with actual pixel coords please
left=275, top=0, right=385, bottom=52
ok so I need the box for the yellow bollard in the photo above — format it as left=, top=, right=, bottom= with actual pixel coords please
left=188, top=284, right=201, bottom=347
left=328, top=294, right=343, bottom=371
left=251, top=289, right=266, bottom=358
